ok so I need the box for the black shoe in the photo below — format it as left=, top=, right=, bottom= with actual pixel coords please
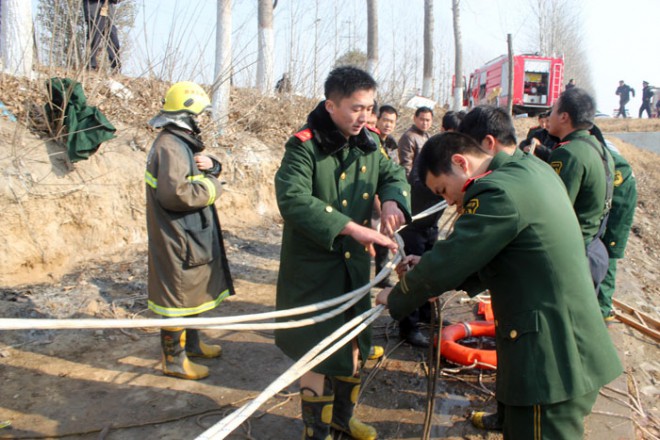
left=401, top=329, right=429, bottom=348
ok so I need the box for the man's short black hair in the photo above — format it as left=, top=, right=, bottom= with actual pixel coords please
left=415, top=106, right=434, bottom=117
left=557, top=87, right=595, bottom=130
left=458, top=105, right=517, bottom=146
left=441, top=111, right=464, bottom=131
left=324, top=66, right=377, bottom=101
left=416, top=132, right=487, bottom=182
left=378, top=104, right=398, bottom=119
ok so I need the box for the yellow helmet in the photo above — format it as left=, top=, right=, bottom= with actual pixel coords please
left=162, top=81, right=211, bottom=115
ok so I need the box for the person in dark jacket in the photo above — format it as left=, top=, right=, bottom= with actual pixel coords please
left=615, top=80, right=635, bottom=118
left=275, top=66, right=411, bottom=440
left=83, top=0, right=121, bottom=72
left=639, top=81, right=654, bottom=118
left=518, top=111, right=558, bottom=161
left=146, top=82, right=234, bottom=381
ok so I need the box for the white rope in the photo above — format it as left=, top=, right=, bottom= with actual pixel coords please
left=0, top=225, right=412, bottom=332
left=194, top=305, right=385, bottom=440
left=410, top=200, right=447, bottom=223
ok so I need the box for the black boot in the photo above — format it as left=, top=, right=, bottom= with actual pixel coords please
left=331, top=376, right=377, bottom=440
left=470, top=411, right=503, bottom=431
left=300, top=388, right=333, bottom=440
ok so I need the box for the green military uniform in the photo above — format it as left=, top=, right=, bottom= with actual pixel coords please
left=275, top=102, right=411, bottom=376
left=599, top=147, right=637, bottom=316
left=547, top=129, right=614, bottom=245
left=388, top=152, right=622, bottom=438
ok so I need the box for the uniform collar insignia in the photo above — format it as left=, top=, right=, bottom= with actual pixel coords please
left=461, top=170, right=492, bottom=192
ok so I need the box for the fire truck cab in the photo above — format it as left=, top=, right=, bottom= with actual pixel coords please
left=464, top=54, right=564, bottom=115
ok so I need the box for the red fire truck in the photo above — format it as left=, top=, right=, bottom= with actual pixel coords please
left=464, top=53, right=564, bottom=115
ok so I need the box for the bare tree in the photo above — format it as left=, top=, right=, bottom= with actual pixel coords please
left=530, top=0, right=593, bottom=94
left=2, top=0, right=34, bottom=76
left=451, top=0, right=463, bottom=110
left=213, top=0, right=232, bottom=132
left=256, top=0, right=274, bottom=96
left=422, top=0, right=433, bottom=97
left=366, top=0, right=378, bottom=78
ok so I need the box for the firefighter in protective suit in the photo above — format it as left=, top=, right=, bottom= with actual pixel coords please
left=146, top=82, right=235, bottom=380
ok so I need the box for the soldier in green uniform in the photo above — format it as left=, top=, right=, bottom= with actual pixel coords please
left=458, top=105, right=520, bottom=157
left=547, top=88, right=614, bottom=290
left=376, top=132, right=622, bottom=439
left=589, top=127, right=638, bottom=321
left=275, top=66, right=411, bottom=440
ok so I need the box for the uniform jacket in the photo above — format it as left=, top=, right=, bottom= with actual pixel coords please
left=397, top=125, right=430, bottom=177
left=616, top=84, right=635, bottom=103
left=146, top=127, right=234, bottom=317
left=45, top=77, right=116, bottom=163
left=603, top=147, right=637, bottom=258
left=548, top=130, right=614, bottom=245
left=388, top=152, right=621, bottom=406
left=274, top=101, right=411, bottom=376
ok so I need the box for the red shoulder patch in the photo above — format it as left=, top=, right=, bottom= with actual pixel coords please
left=294, top=128, right=313, bottom=142
left=553, top=140, right=570, bottom=151
left=461, top=170, right=493, bottom=192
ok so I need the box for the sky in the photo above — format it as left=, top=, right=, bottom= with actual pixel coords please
left=31, top=0, right=660, bottom=115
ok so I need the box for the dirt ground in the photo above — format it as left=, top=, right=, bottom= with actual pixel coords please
left=0, top=74, right=658, bottom=439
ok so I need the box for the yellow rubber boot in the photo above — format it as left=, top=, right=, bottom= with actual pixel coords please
left=161, top=327, right=209, bottom=380
left=185, top=329, right=222, bottom=358
left=331, top=376, right=377, bottom=440
left=367, top=345, right=384, bottom=360
left=300, top=389, right=333, bottom=440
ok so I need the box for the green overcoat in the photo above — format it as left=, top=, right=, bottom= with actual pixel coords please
left=274, top=102, right=411, bottom=376
left=548, top=130, right=614, bottom=244
left=388, top=152, right=622, bottom=406
left=603, top=148, right=637, bottom=258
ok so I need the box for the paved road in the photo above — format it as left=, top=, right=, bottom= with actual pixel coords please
left=608, top=132, right=660, bottom=154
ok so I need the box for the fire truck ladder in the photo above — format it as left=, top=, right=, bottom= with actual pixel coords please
left=551, top=62, right=563, bottom=100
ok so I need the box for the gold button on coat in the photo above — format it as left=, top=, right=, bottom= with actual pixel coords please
left=510, top=330, right=518, bottom=339
left=340, top=172, right=346, bottom=180
left=344, top=251, right=351, bottom=259
left=362, top=192, right=369, bottom=199
left=402, top=190, right=408, bottom=197
left=325, top=206, right=333, bottom=212
left=360, top=166, right=367, bottom=173
left=341, top=200, right=348, bottom=207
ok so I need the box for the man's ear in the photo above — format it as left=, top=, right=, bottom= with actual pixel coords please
left=325, top=99, right=335, bottom=116
left=482, top=135, right=497, bottom=155
left=451, top=154, right=469, bottom=173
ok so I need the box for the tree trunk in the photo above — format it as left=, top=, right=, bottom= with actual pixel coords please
left=1, top=0, right=34, bottom=77
left=366, top=0, right=378, bottom=78
left=212, top=0, right=232, bottom=133
left=452, top=0, right=463, bottom=110
left=422, top=0, right=433, bottom=98
left=256, top=0, right=274, bottom=96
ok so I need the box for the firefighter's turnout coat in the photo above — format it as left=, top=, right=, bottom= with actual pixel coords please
left=145, top=126, right=234, bottom=317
